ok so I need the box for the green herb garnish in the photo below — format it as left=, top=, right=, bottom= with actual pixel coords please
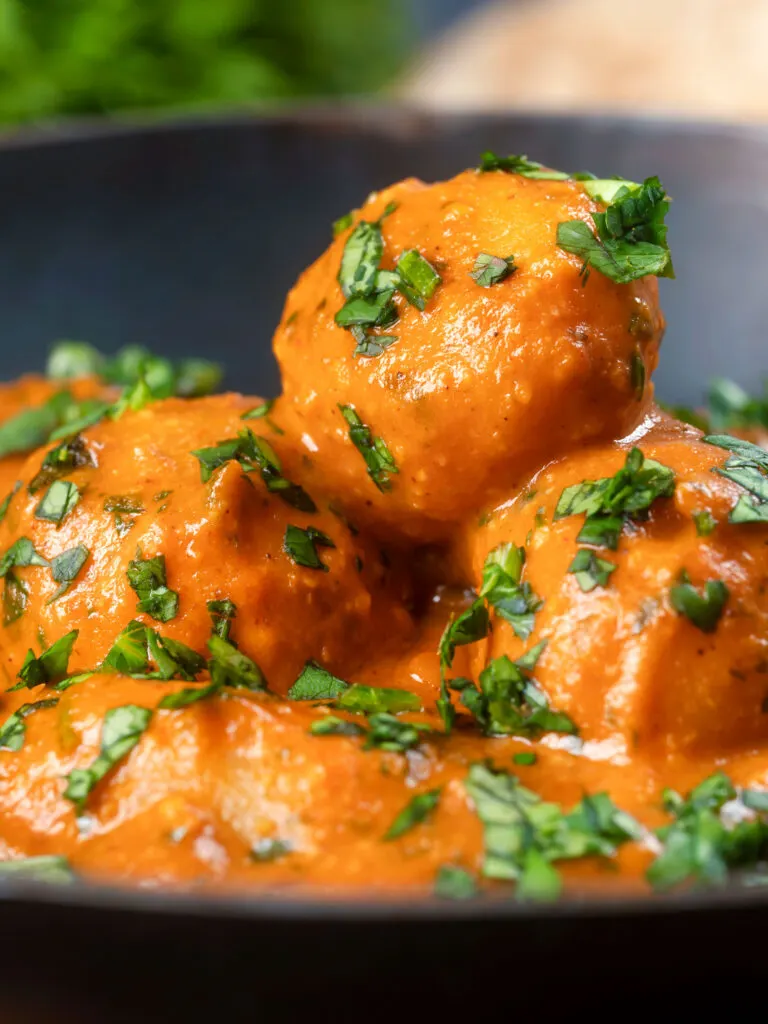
left=384, top=788, right=441, bottom=840
left=283, top=524, right=335, bottom=572
left=0, top=482, right=20, bottom=524
left=0, top=698, right=59, bottom=751
left=480, top=543, right=542, bottom=640
left=338, top=405, right=398, bottom=492
left=669, top=573, right=728, bottom=633
left=466, top=762, right=640, bottom=901
left=557, top=176, right=674, bottom=284
left=704, top=434, right=768, bottom=523
left=567, top=548, right=617, bottom=591
left=335, top=684, right=421, bottom=715
left=28, top=435, right=94, bottom=495
left=0, top=855, right=73, bottom=883
left=47, top=544, right=89, bottom=602
left=207, top=634, right=266, bottom=691
left=478, top=152, right=571, bottom=179
left=63, top=704, right=152, bottom=813
left=396, top=249, right=442, bottom=310
left=692, top=510, right=717, bottom=537
left=0, top=538, right=49, bottom=577
left=434, top=864, right=478, bottom=900
left=10, top=629, right=78, bottom=691
left=126, top=552, right=179, bottom=623
left=288, top=661, right=349, bottom=701
left=471, top=252, right=516, bottom=287
left=34, top=480, right=80, bottom=526
left=207, top=598, right=236, bottom=641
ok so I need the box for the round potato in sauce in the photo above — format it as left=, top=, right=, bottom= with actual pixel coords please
left=462, top=421, right=768, bottom=759
left=273, top=169, right=664, bottom=541
left=0, top=394, right=413, bottom=694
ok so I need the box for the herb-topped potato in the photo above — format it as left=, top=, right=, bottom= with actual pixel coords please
left=273, top=161, right=670, bottom=542
left=0, top=393, right=413, bottom=695
left=455, top=417, right=768, bottom=759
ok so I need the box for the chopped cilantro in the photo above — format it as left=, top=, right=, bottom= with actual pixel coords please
left=207, top=598, right=236, bottom=641
left=669, top=573, right=728, bottom=633
left=157, top=680, right=221, bottom=710
left=102, top=620, right=151, bottom=675
left=704, top=433, right=768, bottom=523
left=34, top=480, right=80, bottom=526
left=396, top=249, right=442, bottom=310
left=480, top=543, right=542, bottom=640
left=0, top=538, right=49, bottom=577
left=27, top=435, right=94, bottom=495
left=0, top=855, right=73, bottom=883
left=471, top=252, right=516, bottom=287
left=335, top=685, right=421, bottom=715
left=283, top=525, right=335, bottom=572
left=104, top=495, right=145, bottom=537
left=478, top=152, right=570, bottom=179
left=332, top=210, right=355, bottom=237
left=513, top=751, right=537, bottom=766
left=692, top=510, right=717, bottom=537
left=364, top=712, right=430, bottom=752
left=557, top=176, right=673, bottom=284
left=126, top=552, right=179, bottom=622
left=207, top=634, right=266, bottom=690
left=647, top=772, right=768, bottom=891
left=0, top=482, right=20, bottom=524
left=240, top=398, right=284, bottom=435
left=63, top=704, right=152, bottom=813
left=3, top=572, right=28, bottom=625
left=11, top=629, right=78, bottom=691
left=338, top=405, right=398, bottom=492
left=384, top=788, right=441, bottom=841
left=466, top=762, right=640, bottom=901
left=0, top=698, right=59, bottom=751
left=310, top=715, right=366, bottom=738
left=434, top=864, right=478, bottom=900
left=568, top=548, right=617, bottom=591
left=47, top=544, right=89, bottom=602
left=630, top=348, right=646, bottom=400
left=288, top=661, right=349, bottom=701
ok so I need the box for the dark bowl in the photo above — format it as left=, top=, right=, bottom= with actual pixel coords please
left=0, top=108, right=767, bottom=1021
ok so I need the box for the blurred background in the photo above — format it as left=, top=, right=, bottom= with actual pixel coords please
left=1, top=0, right=766, bottom=126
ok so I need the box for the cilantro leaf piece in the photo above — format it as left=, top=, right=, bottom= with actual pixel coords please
left=338, top=405, right=398, bottom=492
left=288, top=661, right=349, bottom=701
left=669, top=575, right=729, bottom=633
left=0, top=698, right=59, bottom=751
left=352, top=333, right=398, bottom=358
left=0, top=482, right=20, bottom=524
left=104, top=494, right=145, bottom=537
left=513, top=752, right=537, bottom=766
left=0, top=538, right=49, bottom=577
left=47, top=544, right=89, bottom=603
left=338, top=219, right=386, bottom=299
left=384, top=788, right=441, bottom=841
left=438, top=599, right=490, bottom=671
left=333, top=211, right=355, bottom=237
left=250, top=838, right=292, bottom=862
left=630, top=348, right=646, bottom=400
left=63, top=704, right=152, bottom=813
left=434, top=865, right=478, bottom=900
left=480, top=543, right=542, bottom=640
left=557, top=176, right=674, bottom=284
left=11, top=630, right=78, bottom=691
left=146, top=632, right=206, bottom=682
left=478, top=152, right=570, bottom=179
left=47, top=341, right=104, bottom=379
left=456, top=647, right=576, bottom=739
left=310, top=715, right=366, bottom=738
left=0, top=855, right=73, bottom=883
left=364, top=712, right=430, bottom=752
left=466, top=762, right=638, bottom=900
left=283, top=525, right=335, bottom=572
left=692, top=510, right=717, bottom=537
left=0, top=391, right=74, bottom=460
left=568, top=548, right=617, bottom=592
left=207, top=635, right=266, bottom=691
left=52, top=672, right=95, bottom=693
left=28, top=435, right=94, bottom=495
left=396, top=249, right=441, bottom=310
left=34, top=480, right=80, bottom=526
left=704, top=433, right=768, bottom=523
left=157, top=680, right=222, bottom=710
left=102, top=620, right=151, bottom=675
left=335, top=684, right=421, bottom=715
left=335, top=290, right=397, bottom=329
left=126, top=552, right=179, bottom=623
left=3, top=572, right=28, bottom=625
left=192, top=429, right=316, bottom=513
left=554, top=447, right=675, bottom=553
left=471, top=252, right=516, bottom=287
left=207, top=599, right=236, bottom=641
left=240, top=399, right=284, bottom=435
left=646, top=772, right=768, bottom=891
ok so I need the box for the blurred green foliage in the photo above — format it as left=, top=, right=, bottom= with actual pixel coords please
left=0, top=0, right=407, bottom=123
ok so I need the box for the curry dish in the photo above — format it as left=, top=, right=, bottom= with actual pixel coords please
left=0, top=155, right=767, bottom=899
